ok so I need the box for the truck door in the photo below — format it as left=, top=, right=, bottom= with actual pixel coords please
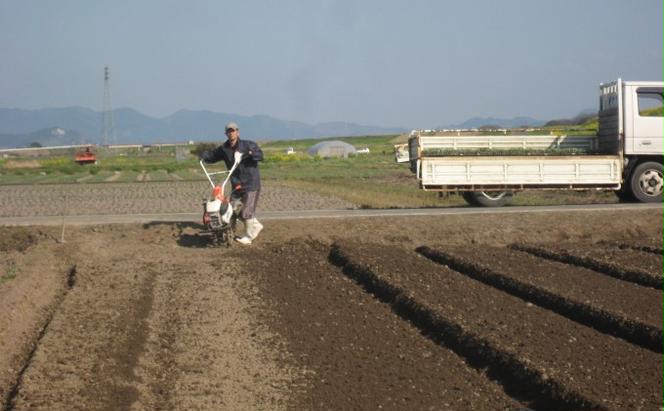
left=629, top=87, right=663, bottom=155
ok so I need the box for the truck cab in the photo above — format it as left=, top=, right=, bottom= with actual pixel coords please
left=600, top=80, right=663, bottom=202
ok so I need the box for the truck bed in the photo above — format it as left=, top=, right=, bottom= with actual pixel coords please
left=417, top=134, right=598, bottom=153
left=418, top=155, right=621, bottom=191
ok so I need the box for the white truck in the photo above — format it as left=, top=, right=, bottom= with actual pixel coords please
left=407, top=79, right=663, bottom=206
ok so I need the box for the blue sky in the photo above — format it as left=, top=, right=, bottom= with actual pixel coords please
left=0, top=0, right=662, bottom=128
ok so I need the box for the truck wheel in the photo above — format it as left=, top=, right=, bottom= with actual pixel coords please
left=614, top=185, right=636, bottom=202
left=615, top=177, right=635, bottom=202
left=462, top=191, right=514, bottom=207
left=630, top=162, right=663, bottom=203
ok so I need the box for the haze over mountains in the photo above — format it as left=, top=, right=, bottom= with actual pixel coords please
left=0, top=106, right=586, bottom=148
left=439, top=116, right=545, bottom=130
left=0, top=107, right=406, bottom=148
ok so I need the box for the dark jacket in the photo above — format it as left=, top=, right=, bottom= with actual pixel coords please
left=201, top=139, right=263, bottom=191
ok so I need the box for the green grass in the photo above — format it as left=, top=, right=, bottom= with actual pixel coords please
left=262, top=153, right=400, bottom=179
left=261, top=134, right=402, bottom=155
left=512, top=190, right=617, bottom=206
left=0, top=134, right=626, bottom=208
left=35, top=172, right=80, bottom=184
left=275, top=176, right=466, bottom=208
left=640, top=106, right=663, bottom=117
left=260, top=151, right=466, bottom=208
left=170, top=168, right=205, bottom=181
left=422, top=147, right=592, bottom=157
left=0, top=172, right=48, bottom=185
left=147, top=169, right=171, bottom=181
left=115, top=170, right=141, bottom=182
left=1, top=263, right=18, bottom=285
left=540, top=118, right=599, bottom=135
left=84, top=170, right=118, bottom=183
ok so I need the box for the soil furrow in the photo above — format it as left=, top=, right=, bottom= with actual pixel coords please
left=2, top=266, right=77, bottom=411
left=0, top=182, right=356, bottom=217
left=107, top=269, right=157, bottom=407
left=329, top=245, right=588, bottom=411
left=599, top=240, right=663, bottom=255
left=1, top=210, right=662, bottom=410
left=5, top=222, right=298, bottom=411
left=330, top=241, right=663, bottom=411
left=9, top=259, right=157, bottom=411
left=126, top=262, right=190, bottom=411
left=511, top=244, right=663, bottom=289
left=543, top=243, right=664, bottom=275
left=618, top=243, right=663, bottom=255
left=127, top=256, right=296, bottom=411
left=245, top=240, right=521, bottom=411
left=416, top=245, right=663, bottom=352
left=132, top=265, right=180, bottom=411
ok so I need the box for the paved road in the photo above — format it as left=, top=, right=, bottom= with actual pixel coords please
left=0, top=203, right=660, bottom=226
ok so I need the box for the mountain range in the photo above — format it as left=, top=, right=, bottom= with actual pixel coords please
left=0, top=106, right=593, bottom=148
left=439, top=116, right=545, bottom=130
left=0, top=107, right=406, bottom=148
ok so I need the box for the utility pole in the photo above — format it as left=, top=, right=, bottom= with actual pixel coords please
left=101, top=66, right=116, bottom=146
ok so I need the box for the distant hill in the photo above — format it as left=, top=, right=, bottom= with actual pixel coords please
left=0, top=127, right=84, bottom=148
left=544, top=110, right=597, bottom=127
left=0, top=107, right=405, bottom=148
left=439, top=116, right=545, bottom=129
left=0, top=106, right=600, bottom=149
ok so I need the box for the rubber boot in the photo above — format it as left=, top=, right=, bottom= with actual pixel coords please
left=235, top=218, right=263, bottom=245
left=249, top=218, right=263, bottom=239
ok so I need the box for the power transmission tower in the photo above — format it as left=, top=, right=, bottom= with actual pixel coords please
left=101, top=66, right=116, bottom=146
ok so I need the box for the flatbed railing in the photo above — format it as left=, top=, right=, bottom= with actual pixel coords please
left=416, top=134, right=598, bottom=152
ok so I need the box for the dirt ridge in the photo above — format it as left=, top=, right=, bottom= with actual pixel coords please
left=1, top=210, right=662, bottom=410
left=511, top=244, right=663, bottom=289
left=600, top=240, right=663, bottom=255
left=328, top=244, right=592, bottom=411
left=330, top=241, right=662, bottom=411
left=2, top=266, right=77, bottom=411
left=416, top=246, right=663, bottom=353
left=247, top=240, right=521, bottom=411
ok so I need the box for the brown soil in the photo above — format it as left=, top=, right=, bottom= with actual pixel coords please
left=0, top=227, right=37, bottom=252
left=0, top=182, right=355, bottom=217
left=418, top=245, right=662, bottom=351
left=532, top=242, right=663, bottom=276
left=600, top=239, right=663, bottom=255
left=0, top=208, right=662, bottom=411
left=2, top=161, right=41, bottom=169
left=0, top=233, right=72, bottom=409
left=245, top=240, right=519, bottom=410
left=4, top=225, right=296, bottom=411
left=331, top=242, right=662, bottom=410
left=513, top=243, right=663, bottom=289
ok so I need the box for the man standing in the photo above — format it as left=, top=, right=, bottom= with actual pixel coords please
left=200, top=122, right=264, bottom=245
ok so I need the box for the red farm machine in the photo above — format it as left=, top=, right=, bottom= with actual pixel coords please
left=74, top=146, right=97, bottom=165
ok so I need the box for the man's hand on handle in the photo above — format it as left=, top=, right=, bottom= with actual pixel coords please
left=234, top=151, right=244, bottom=164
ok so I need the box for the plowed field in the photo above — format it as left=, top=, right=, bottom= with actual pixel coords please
left=1, top=208, right=662, bottom=411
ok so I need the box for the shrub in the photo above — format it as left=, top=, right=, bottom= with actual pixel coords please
left=266, top=153, right=308, bottom=163
left=190, top=143, right=218, bottom=158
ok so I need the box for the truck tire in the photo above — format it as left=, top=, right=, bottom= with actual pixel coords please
left=614, top=187, right=636, bottom=202
left=462, top=191, right=514, bottom=207
left=629, top=161, right=663, bottom=203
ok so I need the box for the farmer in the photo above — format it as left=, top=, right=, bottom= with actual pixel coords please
left=200, top=121, right=264, bottom=245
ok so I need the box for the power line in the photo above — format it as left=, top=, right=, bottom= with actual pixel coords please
left=101, top=66, right=116, bottom=146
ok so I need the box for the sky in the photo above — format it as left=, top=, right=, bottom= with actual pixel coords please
left=0, top=0, right=662, bottom=128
